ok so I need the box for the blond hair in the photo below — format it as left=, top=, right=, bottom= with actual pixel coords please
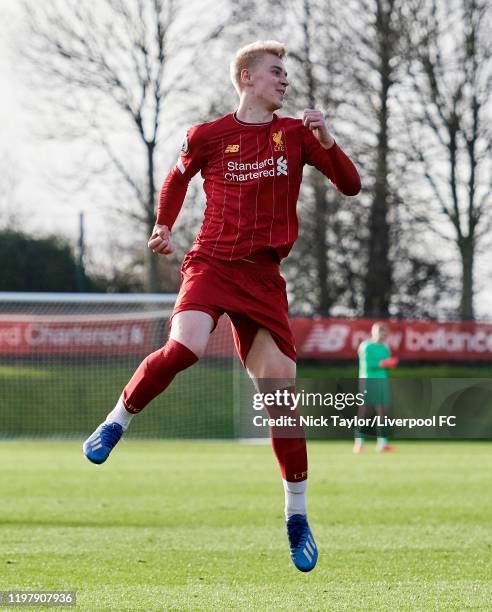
left=230, top=40, right=286, bottom=94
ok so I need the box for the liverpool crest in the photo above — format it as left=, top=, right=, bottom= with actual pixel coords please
left=273, top=130, right=285, bottom=151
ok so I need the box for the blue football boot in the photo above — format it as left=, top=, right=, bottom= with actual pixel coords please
left=83, top=422, right=123, bottom=464
left=287, top=514, right=318, bottom=572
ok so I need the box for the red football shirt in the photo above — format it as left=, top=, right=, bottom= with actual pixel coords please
left=157, top=112, right=360, bottom=261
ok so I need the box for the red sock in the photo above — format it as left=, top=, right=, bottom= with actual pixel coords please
left=263, top=385, right=308, bottom=482
left=123, top=339, right=198, bottom=413
left=271, top=435, right=308, bottom=482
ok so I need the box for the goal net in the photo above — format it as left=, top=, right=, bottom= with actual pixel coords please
left=0, top=293, right=243, bottom=439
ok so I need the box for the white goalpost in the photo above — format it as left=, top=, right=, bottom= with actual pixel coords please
left=0, top=293, right=242, bottom=439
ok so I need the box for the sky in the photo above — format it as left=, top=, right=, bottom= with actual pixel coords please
left=0, top=0, right=225, bottom=272
left=1, top=1, right=97, bottom=236
left=0, top=0, right=491, bottom=317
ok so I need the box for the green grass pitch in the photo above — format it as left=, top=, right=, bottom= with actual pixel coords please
left=1, top=440, right=491, bottom=610
left=2, top=362, right=490, bottom=438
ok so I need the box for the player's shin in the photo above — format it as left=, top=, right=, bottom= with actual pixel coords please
left=262, top=384, right=318, bottom=571
left=283, top=475, right=307, bottom=519
left=84, top=339, right=197, bottom=465
left=262, top=385, right=308, bottom=517
left=376, top=406, right=389, bottom=448
left=108, top=339, right=198, bottom=427
left=105, top=395, right=134, bottom=431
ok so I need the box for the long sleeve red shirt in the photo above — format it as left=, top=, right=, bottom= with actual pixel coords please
left=157, top=112, right=360, bottom=261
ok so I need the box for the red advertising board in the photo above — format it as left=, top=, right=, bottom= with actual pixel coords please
left=0, top=318, right=154, bottom=355
left=1, top=315, right=492, bottom=361
left=292, top=318, right=492, bottom=361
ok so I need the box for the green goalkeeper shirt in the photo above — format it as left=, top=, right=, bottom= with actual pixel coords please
left=358, top=340, right=391, bottom=379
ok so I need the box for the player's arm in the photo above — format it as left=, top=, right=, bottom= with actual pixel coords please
left=378, top=344, right=398, bottom=368
left=302, top=109, right=361, bottom=196
left=149, top=126, right=206, bottom=255
left=379, top=357, right=399, bottom=368
left=379, top=353, right=399, bottom=368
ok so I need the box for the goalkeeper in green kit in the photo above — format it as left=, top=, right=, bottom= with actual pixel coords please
left=354, top=322, right=398, bottom=453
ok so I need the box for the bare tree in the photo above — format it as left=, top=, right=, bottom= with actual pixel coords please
left=293, top=0, right=342, bottom=316
left=337, top=0, right=410, bottom=317
left=19, top=0, right=224, bottom=291
left=405, top=0, right=492, bottom=319
left=222, top=0, right=462, bottom=318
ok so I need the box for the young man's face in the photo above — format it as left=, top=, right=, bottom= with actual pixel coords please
left=243, top=54, right=289, bottom=111
left=372, top=324, right=388, bottom=343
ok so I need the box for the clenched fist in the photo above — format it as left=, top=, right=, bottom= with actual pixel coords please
left=303, top=109, right=335, bottom=149
left=148, top=224, right=174, bottom=255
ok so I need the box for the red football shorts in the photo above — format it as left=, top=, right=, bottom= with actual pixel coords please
left=170, top=248, right=296, bottom=366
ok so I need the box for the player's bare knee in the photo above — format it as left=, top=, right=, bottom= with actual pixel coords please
left=169, top=310, right=214, bottom=358
left=168, top=334, right=207, bottom=359
left=246, top=353, right=296, bottom=380
left=187, top=342, right=207, bottom=359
